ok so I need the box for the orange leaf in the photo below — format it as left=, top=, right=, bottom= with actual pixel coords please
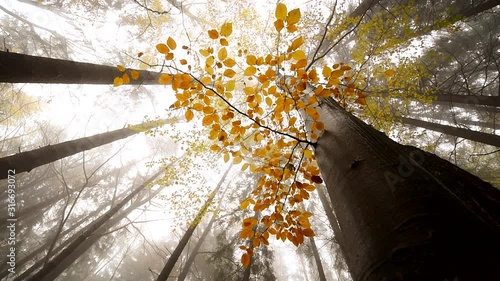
left=113, top=77, right=123, bottom=87
left=302, top=228, right=315, bottom=237
left=117, top=65, right=126, bottom=72
left=287, top=8, right=301, bottom=25
left=158, top=74, right=173, bottom=85
left=274, top=19, right=284, bottom=32
left=311, top=175, right=323, bottom=184
left=167, top=37, right=177, bottom=50
left=122, top=73, right=130, bottom=84
left=156, top=43, right=169, bottom=54
left=130, top=70, right=140, bottom=80
left=241, top=253, right=251, bottom=268
left=208, top=29, right=219, bottom=39
left=185, top=109, right=194, bottom=122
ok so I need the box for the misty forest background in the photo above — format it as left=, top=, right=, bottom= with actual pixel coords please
left=0, top=0, right=499, bottom=280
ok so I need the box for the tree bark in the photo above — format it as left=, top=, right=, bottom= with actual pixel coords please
left=313, top=96, right=500, bottom=281
left=309, top=237, right=327, bottom=281
left=156, top=166, right=231, bottom=281
left=399, top=116, right=500, bottom=147
left=0, top=51, right=161, bottom=84
left=23, top=168, right=165, bottom=281
left=0, top=119, right=167, bottom=179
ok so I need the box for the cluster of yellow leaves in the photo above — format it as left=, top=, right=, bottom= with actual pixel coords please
left=117, top=3, right=372, bottom=269
left=113, top=65, right=140, bottom=86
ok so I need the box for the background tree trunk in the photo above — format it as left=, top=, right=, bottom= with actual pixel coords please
left=309, top=237, right=327, bottom=281
left=0, top=51, right=161, bottom=84
left=0, top=119, right=168, bottom=179
left=399, top=116, right=500, bottom=147
left=24, top=169, right=165, bottom=281
left=156, top=166, right=231, bottom=281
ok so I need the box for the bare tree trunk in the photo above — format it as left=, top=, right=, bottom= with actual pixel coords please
left=432, top=94, right=500, bottom=107
left=399, top=116, right=500, bottom=147
left=0, top=51, right=161, bottom=84
left=156, top=166, right=231, bottom=281
left=313, top=96, right=500, bottom=281
left=0, top=119, right=167, bottom=179
left=177, top=214, right=216, bottom=281
left=23, top=169, right=165, bottom=281
left=309, top=237, right=327, bottom=281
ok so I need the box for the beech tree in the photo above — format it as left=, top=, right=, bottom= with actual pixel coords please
left=110, top=3, right=500, bottom=280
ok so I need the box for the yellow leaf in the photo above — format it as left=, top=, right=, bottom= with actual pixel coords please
left=244, top=66, right=257, bottom=76
left=200, top=49, right=210, bottom=57
left=233, top=156, right=242, bottom=164
left=224, top=69, right=236, bottom=78
left=167, top=37, right=177, bottom=50
left=201, top=76, right=212, bottom=85
left=246, top=55, right=257, bottom=65
left=240, top=200, right=250, bottom=210
left=165, top=53, right=174, bottom=60
left=265, top=97, right=272, bottom=106
left=275, top=3, right=287, bottom=21
left=192, top=103, right=203, bottom=111
left=220, top=22, right=233, bottom=37
left=287, top=8, right=301, bottom=25
left=208, top=29, right=219, bottom=39
left=158, top=74, right=173, bottom=85
left=179, top=59, right=188, bottom=65
left=122, top=73, right=130, bottom=84
left=156, top=43, right=169, bottom=54
left=220, top=38, right=229, bottom=46
left=274, top=19, right=284, bottom=32
left=385, top=69, right=395, bottom=76
left=225, top=80, right=235, bottom=91
left=224, top=152, right=230, bottom=163
left=241, top=253, right=250, bottom=268
left=113, top=77, right=123, bottom=87
left=223, top=58, right=236, bottom=67
left=202, top=115, right=214, bottom=126
left=218, top=47, right=227, bottom=61
left=241, top=163, right=249, bottom=171
left=130, top=70, right=140, bottom=80
left=117, top=65, right=126, bottom=72
left=295, top=59, right=307, bottom=69
left=185, top=109, right=194, bottom=121
left=289, top=117, right=297, bottom=126
left=322, top=65, right=332, bottom=78
left=292, top=50, right=306, bottom=60
left=289, top=36, right=303, bottom=52
left=304, top=149, right=313, bottom=158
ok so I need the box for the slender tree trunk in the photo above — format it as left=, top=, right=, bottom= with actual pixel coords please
left=432, top=94, right=500, bottom=107
left=177, top=214, right=216, bottom=281
left=156, top=166, right=231, bottom=281
left=0, top=51, right=163, bottom=84
left=23, top=169, right=165, bottom=281
left=0, top=119, right=167, bottom=179
left=309, top=237, right=327, bottom=281
left=399, top=116, right=500, bottom=147
left=313, top=96, right=500, bottom=281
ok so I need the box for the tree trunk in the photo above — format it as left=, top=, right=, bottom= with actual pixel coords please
left=432, top=94, right=500, bottom=107
left=177, top=214, right=216, bottom=281
left=309, top=237, right=327, bottom=281
left=0, top=119, right=167, bottom=179
left=0, top=51, right=162, bottom=84
left=156, top=166, right=231, bottom=281
left=399, top=116, right=500, bottom=147
left=23, top=168, right=165, bottom=281
left=313, top=96, right=500, bottom=281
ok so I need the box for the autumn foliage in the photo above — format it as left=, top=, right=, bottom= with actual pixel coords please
left=116, top=3, right=369, bottom=267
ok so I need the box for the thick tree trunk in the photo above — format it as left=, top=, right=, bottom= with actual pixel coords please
left=399, top=116, right=500, bottom=147
left=309, top=237, right=327, bottom=281
left=313, top=97, right=500, bottom=281
left=177, top=214, right=216, bottom=281
left=156, top=166, right=231, bottom=281
left=23, top=169, right=165, bottom=281
left=0, top=119, right=167, bottom=179
left=0, top=51, right=161, bottom=84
